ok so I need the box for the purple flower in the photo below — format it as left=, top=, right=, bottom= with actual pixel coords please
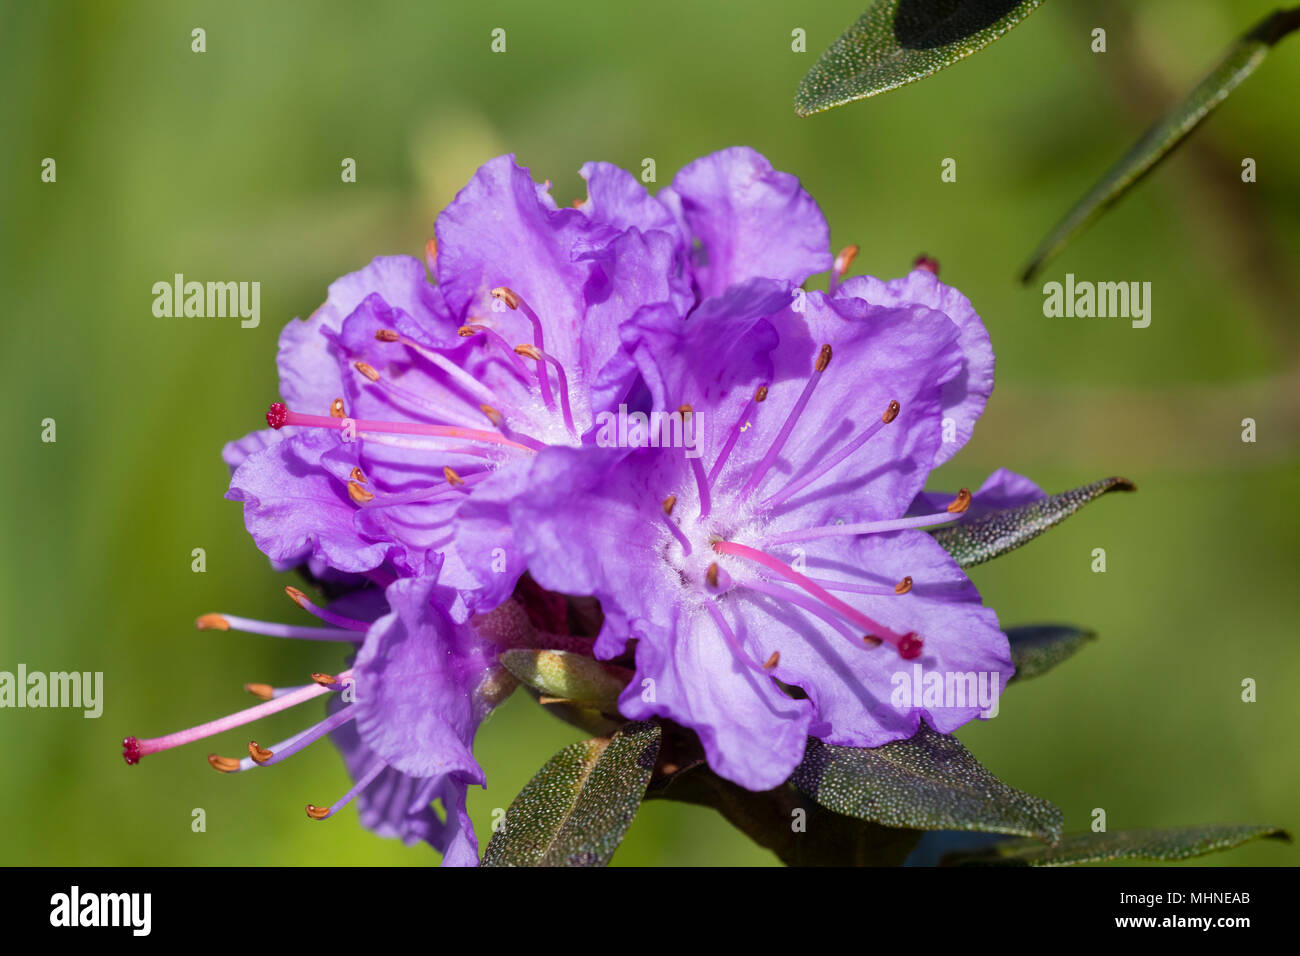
left=506, top=280, right=1013, bottom=791
left=226, top=154, right=685, bottom=610
left=121, top=560, right=538, bottom=865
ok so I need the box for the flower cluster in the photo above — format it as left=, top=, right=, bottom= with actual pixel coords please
left=123, top=147, right=1039, bottom=864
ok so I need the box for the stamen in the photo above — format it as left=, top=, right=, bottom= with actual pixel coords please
left=659, top=503, right=692, bottom=557
left=515, top=344, right=576, bottom=436
left=801, top=575, right=913, bottom=597
left=713, top=540, right=920, bottom=657
left=122, top=669, right=353, bottom=764
left=208, top=754, right=241, bottom=773
left=829, top=244, right=859, bottom=292
left=284, top=586, right=371, bottom=632
left=244, top=683, right=275, bottom=700
left=457, top=323, right=533, bottom=380
left=330, top=398, right=347, bottom=418
left=741, top=347, right=832, bottom=497
left=708, top=385, right=767, bottom=485
left=373, top=329, right=502, bottom=407
left=305, top=758, right=386, bottom=821
left=242, top=706, right=356, bottom=771
left=266, top=403, right=533, bottom=453
left=704, top=602, right=772, bottom=675
left=745, top=579, right=863, bottom=643
left=350, top=467, right=367, bottom=483
left=195, top=612, right=357, bottom=642
left=680, top=405, right=711, bottom=518
left=766, top=492, right=969, bottom=545
left=479, top=404, right=546, bottom=452
left=764, top=399, right=900, bottom=510
left=348, top=480, right=374, bottom=504
left=763, top=651, right=781, bottom=670
left=248, top=741, right=274, bottom=764
left=354, top=361, right=380, bottom=383
left=491, top=287, right=554, bottom=411
left=913, top=254, right=940, bottom=275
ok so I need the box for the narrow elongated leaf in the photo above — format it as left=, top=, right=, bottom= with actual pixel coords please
left=499, top=648, right=631, bottom=711
left=1007, top=624, right=1096, bottom=682
left=650, top=764, right=923, bottom=866
left=942, top=824, right=1291, bottom=866
left=480, top=722, right=660, bottom=867
left=791, top=726, right=1064, bottom=841
left=931, top=475, right=1135, bottom=568
left=796, top=0, right=1044, bottom=116
left=1022, top=8, right=1300, bottom=281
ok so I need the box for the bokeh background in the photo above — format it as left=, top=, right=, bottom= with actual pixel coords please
left=2, top=0, right=1297, bottom=866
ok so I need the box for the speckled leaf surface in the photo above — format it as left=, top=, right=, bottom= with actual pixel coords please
left=649, top=764, right=923, bottom=866
left=795, top=0, right=1044, bottom=116
left=1007, top=624, right=1096, bottom=682
left=942, top=824, right=1291, bottom=866
left=1022, top=8, right=1300, bottom=281
left=790, top=725, right=1063, bottom=841
left=480, top=721, right=660, bottom=867
left=931, top=476, right=1135, bottom=568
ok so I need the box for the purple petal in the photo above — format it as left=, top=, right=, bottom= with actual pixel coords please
left=659, top=147, right=832, bottom=300
left=225, top=432, right=402, bottom=573
left=837, top=269, right=994, bottom=466
left=352, top=574, right=493, bottom=782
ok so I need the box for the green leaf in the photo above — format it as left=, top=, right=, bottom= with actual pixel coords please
left=649, top=764, right=923, bottom=866
left=480, top=721, right=660, bottom=867
left=795, top=0, right=1045, bottom=116
left=499, top=648, right=631, bottom=711
left=931, top=475, right=1135, bottom=568
left=1007, top=624, right=1096, bottom=682
left=942, top=824, right=1292, bottom=866
left=790, top=725, right=1064, bottom=841
left=1022, top=7, right=1300, bottom=281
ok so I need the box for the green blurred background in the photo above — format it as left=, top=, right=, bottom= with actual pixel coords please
left=2, top=0, right=1296, bottom=866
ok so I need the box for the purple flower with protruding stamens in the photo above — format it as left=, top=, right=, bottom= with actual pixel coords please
left=506, top=285, right=1014, bottom=791
left=226, top=153, right=685, bottom=611
left=121, top=561, right=539, bottom=865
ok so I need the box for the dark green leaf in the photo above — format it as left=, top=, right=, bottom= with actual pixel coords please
left=1022, top=7, right=1300, bottom=281
left=942, top=824, right=1292, bottom=866
left=791, top=726, right=1063, bottom=841
left=1007, top=624, right=1096, bottom=682
left=480, top=721, right=660, bottom=867
left=931, top=475, right=1135, bottom=568
left=795, top=0, right=1044, bottom=116
left=650, top=764, right=922, bottom=866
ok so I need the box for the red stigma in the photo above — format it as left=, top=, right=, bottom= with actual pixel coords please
left=897, top=634, right=924, bottom=660
left=266, top=402, right=289, bottom=429
left=122, top=736, right=142, bottom=765
left=913, top=255, right=940, bottom=275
